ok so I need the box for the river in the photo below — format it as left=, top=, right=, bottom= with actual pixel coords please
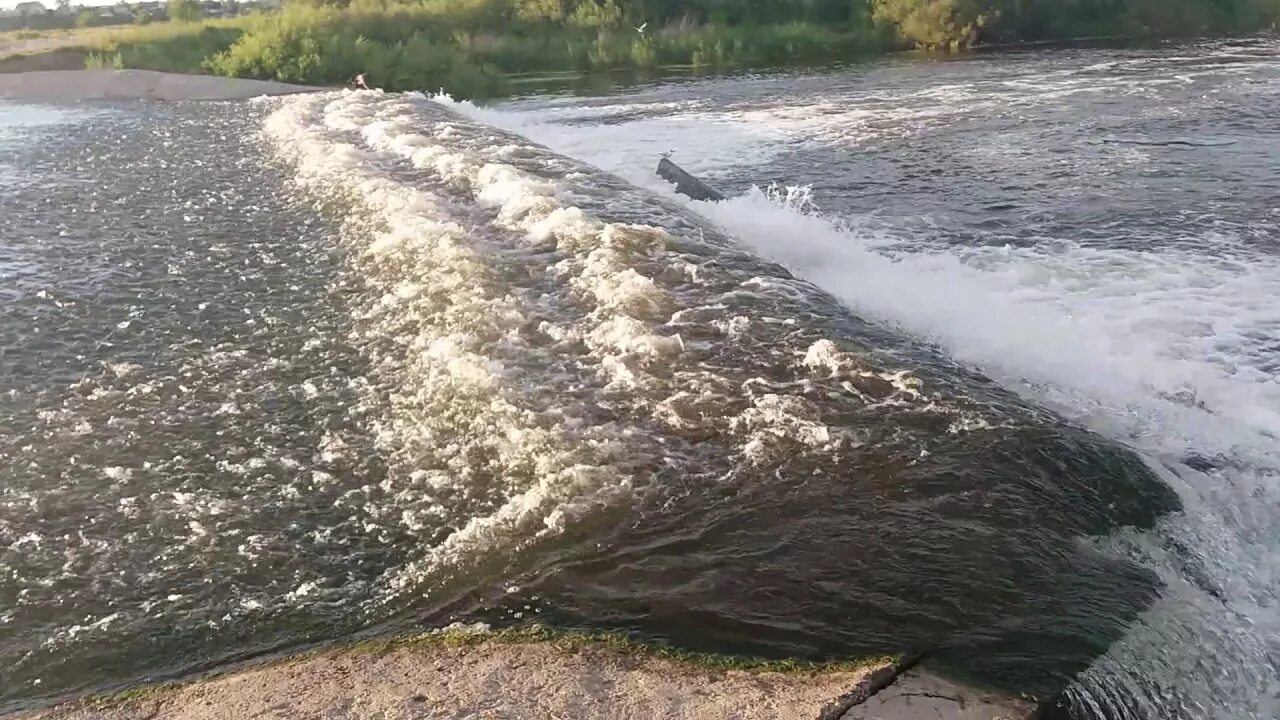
left=0, top=39, right=1276, bottom=719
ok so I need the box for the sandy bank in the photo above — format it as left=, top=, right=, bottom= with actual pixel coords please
left=0, top=69, right=320, bottom=102
left=18, top=636, right=1033, bottom=720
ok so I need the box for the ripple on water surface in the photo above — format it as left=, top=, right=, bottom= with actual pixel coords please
left=6, top=45, right=1267, bottom=720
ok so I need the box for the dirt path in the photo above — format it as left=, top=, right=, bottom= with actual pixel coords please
left=0, top=50, right=84, bottom=72
left=0, top=69, right=320, bottom=100
left=0, top=28, right=96, bottom=59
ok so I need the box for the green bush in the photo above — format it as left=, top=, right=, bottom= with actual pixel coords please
left=87, top=23, right=245, bottom=73
left=870, top=0, right=1280, bottom=48
left=49, top=0, right=1280, bottom=98
left=85, top=51, right=126, bottom=68
left=203, top=9, right=506, bottom=96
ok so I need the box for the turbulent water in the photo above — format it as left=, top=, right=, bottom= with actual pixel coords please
left=1, top=39, right=1277, bottom=719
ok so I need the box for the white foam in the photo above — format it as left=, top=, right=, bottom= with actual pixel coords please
left=101, top=466, right=132, bottom=481
left=263, top=93, right=663, bottom=605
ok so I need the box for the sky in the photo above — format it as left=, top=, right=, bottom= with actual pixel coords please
left=2, top=0, right=126, bottom=10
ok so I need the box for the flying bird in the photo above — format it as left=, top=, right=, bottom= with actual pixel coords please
left=635, top=22, right=647, bottom=34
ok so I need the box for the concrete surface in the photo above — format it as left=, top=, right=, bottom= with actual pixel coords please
left=0, top=69, right=320, bottom=101
left=17, top=639, right=1035, bottom=720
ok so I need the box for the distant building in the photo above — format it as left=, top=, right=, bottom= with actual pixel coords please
left=14, top=1, right=49, bottom=15
left=200, top=0, right=232, bottom=17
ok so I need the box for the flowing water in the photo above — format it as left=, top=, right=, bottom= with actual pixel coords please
left=1, top=39, right=1277, bottom=719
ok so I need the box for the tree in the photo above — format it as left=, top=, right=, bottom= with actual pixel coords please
left=76, top=7, right=98, bottom=26
left=168, top=0, right=203, bottom=22
left=515, top=0, right=567, bottom=23
left=134, top=6, right=152, bottom=23
left=871, top=0, right=992, bottom=48
left=567, top=0, right=624, bottom=28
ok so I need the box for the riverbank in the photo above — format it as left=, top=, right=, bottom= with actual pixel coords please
left=1, top=14, right=891, bottom=99
left=15, top=629, right=1034, bottom=720
left=3, top=1, right=1277, bottom=100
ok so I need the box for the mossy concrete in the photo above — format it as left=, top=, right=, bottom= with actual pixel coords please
left=16, top=626, right=1033, bottom=720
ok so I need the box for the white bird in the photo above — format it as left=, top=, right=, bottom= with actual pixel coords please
left=635, top=22, right=647, bottom=34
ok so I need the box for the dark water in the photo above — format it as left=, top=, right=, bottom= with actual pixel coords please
left=1, top=39, right=1277, bottom=720
left=0, top=102, right=394, bottom=703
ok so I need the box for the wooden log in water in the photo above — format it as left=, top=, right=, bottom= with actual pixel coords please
left=656, top=157, right=726, bottom=202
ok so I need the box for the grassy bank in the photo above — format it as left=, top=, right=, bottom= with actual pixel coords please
left=6, top=0, right=1278, bottom=98
left=67, top=6, right=892, bottom=98
left=83, top=19, right=247, bottom=73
